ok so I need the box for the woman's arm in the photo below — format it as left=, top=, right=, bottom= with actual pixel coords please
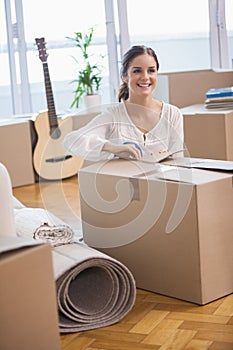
left=63, top=112, right=114, bottom=161
left=63, top=110, right=141, bottom=161
left=103, top=142, right=141, bottom=160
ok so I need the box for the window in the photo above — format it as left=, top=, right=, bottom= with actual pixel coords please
left=126, top=0, right=210, bottom=72
left=226, top=0, right=233, bottom=68
left=23, top=0, right=108, bottom=115
left=1, top=0, right=232, bottom=118
left=0, top=0, right=13, bottom=117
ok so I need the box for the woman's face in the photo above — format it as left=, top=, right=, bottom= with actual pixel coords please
left=123, top=53, right=158, bottom=99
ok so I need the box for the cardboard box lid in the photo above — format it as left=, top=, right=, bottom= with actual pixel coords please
left=79, top=158, right=161, bottom=177
left=0, top=235, right=44, bottom=255
left=142, top=166, right=231, bottom=185
left=163, top=157, right=233, bottom=171
left=0, top=119, right=31, bottom=126
left=79, top=159, right=232, bottom=186
left=181, top=104, right=233, bottom=116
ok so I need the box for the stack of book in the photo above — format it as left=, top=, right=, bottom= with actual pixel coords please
left=204, top=87, right=233, bottom=109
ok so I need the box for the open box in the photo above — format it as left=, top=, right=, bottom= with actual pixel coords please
left=78, top=158, right=233, bottom=305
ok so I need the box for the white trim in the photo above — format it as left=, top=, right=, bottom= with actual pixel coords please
left=104, top=0, right=120, bottom=101
left=4, top=0, right=32, bottom=114
left=117, top=0, right=130, bottom=57
left=4, top=0, right=19, bottom=114
left=209, top=0, right=230, bottom=69
left=15, top=0, right=32, bottom=113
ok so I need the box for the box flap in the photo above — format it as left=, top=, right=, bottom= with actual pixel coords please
left=79, top=159, right=232, bottom=185
left=79, top=158, right=161, bottom=177
left=163, top=157, right=233, bottom=171
left=148, top=167, right=232, bottom=184
left=136, top=165, right=230, bottom=185
left=0, top=235, right=44, bottom=254
left=181, top=104, right=233, bottom=115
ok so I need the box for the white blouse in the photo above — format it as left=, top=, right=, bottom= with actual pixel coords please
left=63, top=102, right=184, bottom=161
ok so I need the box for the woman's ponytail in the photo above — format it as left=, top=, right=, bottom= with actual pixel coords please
left=118, top=82, right=129, bottom=102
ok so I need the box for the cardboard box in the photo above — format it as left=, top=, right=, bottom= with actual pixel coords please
left=78, top=159, right=233, bottom=305
left=158, top=69, right=233, bottom=108
left=72, top=111, right=99, bottom=130
left=0, top=119, right=35, bottom=187
left=0, top=236, right=61, bottom=350
left=182, top=104, right=233, bottom=161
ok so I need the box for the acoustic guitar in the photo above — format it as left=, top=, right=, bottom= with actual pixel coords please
left=33, top=37, right=83, bottom=180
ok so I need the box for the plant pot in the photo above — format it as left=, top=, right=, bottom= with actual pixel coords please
left=83, top=94, right=102, bottom=109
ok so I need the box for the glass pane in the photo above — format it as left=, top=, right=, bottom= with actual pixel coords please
left=0, top=0, right=13, bottom=118
left=22, top=0, right=108, bottom=114
left=126, top=0, right=210, bottom=72
left=226, top=0, right=233, bottom=69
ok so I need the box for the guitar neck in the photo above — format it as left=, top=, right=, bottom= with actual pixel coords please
left=42, top=62, right=58, bottom=130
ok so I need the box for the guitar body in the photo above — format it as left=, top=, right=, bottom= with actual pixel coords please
left=34, top=37, right=83, bottom=180
left=33, top=111, right=83, bottom=180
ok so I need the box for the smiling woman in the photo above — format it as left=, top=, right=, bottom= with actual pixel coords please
left=63, top=45, right=184, bottom=162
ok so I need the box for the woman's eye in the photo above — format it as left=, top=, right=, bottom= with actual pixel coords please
left=149, top=68, right=156, bottom=73
left=133, top=69, right=141, bottom=73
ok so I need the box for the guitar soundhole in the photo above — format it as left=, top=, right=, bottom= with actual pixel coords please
left=50, top=127, right=61, bottom=139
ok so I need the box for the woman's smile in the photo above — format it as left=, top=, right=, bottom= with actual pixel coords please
left=137, top=83, right=151, bottom=88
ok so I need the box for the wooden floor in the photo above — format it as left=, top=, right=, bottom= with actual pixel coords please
left=13, top=175, right=233, bottom=350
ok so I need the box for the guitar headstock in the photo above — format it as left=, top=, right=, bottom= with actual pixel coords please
left=35, top=37, right=48, bottom=63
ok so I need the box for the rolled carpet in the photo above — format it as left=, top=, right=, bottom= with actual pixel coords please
left=53, top=242, right=136, bottom=333
left=13, top=206, right=136, bottom=333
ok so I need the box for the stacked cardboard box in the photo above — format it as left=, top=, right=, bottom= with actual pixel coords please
left=0, top=236, right=61, bottom=350
left=182, top=104, right=233, bottom=161
left=79, top=159, right=233, bottom=305
left=157, top=69, right=233, bottom=108
left=0, top=119, right=35, bottom=187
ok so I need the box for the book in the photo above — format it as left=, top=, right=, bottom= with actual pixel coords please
left=205, top=96, right=233, bottom=109
left=206, top=87, right=233, bottom=99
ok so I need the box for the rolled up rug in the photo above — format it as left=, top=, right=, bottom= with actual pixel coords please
left=53, top=242, right=136, bottom=333
left=13, top=207, right=74, bottom=247
left=13, top=206, right=136, bottom=333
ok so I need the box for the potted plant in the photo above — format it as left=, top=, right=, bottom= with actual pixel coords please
left=67, top=27, right=102, bottom=109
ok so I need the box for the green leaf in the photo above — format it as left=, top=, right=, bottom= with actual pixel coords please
left=67, top=26, right=102, bottom=108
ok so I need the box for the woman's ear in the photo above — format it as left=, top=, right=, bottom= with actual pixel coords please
left=121, top=74, right=128, bottom=84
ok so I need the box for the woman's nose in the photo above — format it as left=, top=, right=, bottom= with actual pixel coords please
left=141, top=71, right=149, bottom=79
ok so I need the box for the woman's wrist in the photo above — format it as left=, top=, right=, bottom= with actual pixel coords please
left=102, top=141, right=141, bottom=160
left=102, top=141, right=114, bottom=154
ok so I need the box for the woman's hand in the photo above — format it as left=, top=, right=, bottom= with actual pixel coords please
left=102, top=142, right=142, bottom=160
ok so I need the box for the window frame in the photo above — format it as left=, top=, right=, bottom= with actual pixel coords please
left=208, top=0, right=230, bottom=68
left=3, top=0, right=231, bottom=116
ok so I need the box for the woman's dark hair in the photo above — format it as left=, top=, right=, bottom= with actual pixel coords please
left=118, top=45, right=159, bottom=102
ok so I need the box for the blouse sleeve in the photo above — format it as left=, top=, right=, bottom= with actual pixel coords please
left=63, top=110, right=115, bottom=161
left=168, top=105, right=184, bottom=157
